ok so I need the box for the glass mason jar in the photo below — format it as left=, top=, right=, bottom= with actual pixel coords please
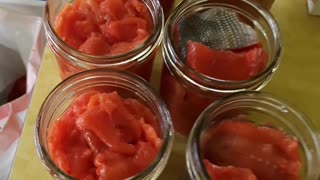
left=160, top=0, right=281, bottom=136
left=44, top=0, right=164, bottom=80
left=34, top=69, right=173, bottom=179
left=186, top=91, right=320, bottom=180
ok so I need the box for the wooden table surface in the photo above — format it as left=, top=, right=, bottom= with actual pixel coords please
left=9, top=0, right=320, bottom=179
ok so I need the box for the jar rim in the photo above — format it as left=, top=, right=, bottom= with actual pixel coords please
left=186, top=91, right=320, bottom=180
left=162, top=0, right=282, bottom=94
left=34, top=68, right=174, bottom=180
left=44, top=0, right=164, bottom=68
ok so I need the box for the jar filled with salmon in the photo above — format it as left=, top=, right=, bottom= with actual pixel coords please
left=160, top=0, right=281, bottom=136
left=44, top=0, right=164, bottom=80
left=186, top=91, right=320, bottom=180
left=35, top=69, right=173, bottom=180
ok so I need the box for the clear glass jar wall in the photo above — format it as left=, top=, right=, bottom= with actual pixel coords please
left=35, top=69, right=173, bottom=180
left=44, top=0, right=164, bottom=80
left=186, top=91, right=320, bottom=180
left=160, top=0, right=281, bottom=135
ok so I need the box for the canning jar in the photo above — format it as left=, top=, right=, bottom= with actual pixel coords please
left=44, top=0, right=164, bottom=80
left=186, top=91, right=320, bottom=180
left=160, top=0, right=281, bottom=135
left=35, top=69, right=173, bottom=179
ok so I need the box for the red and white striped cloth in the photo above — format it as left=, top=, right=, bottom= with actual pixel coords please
left=0, top=3, right=45, bottom=179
